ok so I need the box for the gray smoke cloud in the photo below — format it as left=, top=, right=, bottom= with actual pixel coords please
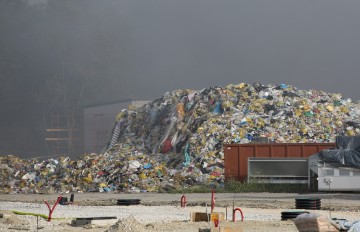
left=107, top=0, right=360, bottom=101
left=28, top=0, right=360, bottom=101
left=3, top=0, right=360, bottom=158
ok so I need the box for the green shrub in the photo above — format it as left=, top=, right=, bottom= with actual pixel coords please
left=224, top=178, right=308, bottom=193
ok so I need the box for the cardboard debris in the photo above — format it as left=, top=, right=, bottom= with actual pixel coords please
left=294, top=213, right=341, bottom=232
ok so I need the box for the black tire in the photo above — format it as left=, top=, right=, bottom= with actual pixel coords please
left=295, top=198, right=321, bottom=201
left=296, top=201, right=320, bottom=204
left=281, top=212, right=308, bottom=216
left=295, top=198, right=321, bottom=203
left=295, top=203, right=321, bottom=207
left=117, top=199, right=141, bottom=206
left=295, top=198, right=321, bottom=210
left=281, top=211, right=308, bottom=220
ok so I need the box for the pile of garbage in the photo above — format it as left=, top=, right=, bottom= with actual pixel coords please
left=1, top=82, right=360, bottom=194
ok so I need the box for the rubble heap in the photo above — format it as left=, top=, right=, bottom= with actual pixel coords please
left=1, top=83, right=360, bottom=194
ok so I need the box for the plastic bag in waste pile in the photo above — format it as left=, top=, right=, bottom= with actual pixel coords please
left=318, top=147, right=360, bottom=169
left=0, top=150, right=179, bottom=194
left=2, top=82, right=360, bottom=193
left=336, top=135, right=360, bottom=150
left=105, top=83, right=360, bottom=186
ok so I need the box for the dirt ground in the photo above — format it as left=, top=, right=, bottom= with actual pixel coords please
left=1, top=192, right=360, bottom=232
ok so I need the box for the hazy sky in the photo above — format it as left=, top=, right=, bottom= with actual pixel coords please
left=34, top=0, right=360, bottom=101
left=4, top=0, right=360, bottom=157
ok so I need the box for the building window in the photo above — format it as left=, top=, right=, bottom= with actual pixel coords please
left=323, top=169, right=334, bottom=176
left=339, top=169, right=350, bottom=176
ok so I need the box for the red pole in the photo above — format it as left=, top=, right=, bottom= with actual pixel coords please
left=180, top=195, right=186, bottom=207
left=44, top=195, right=62, bottom=222
left=211, top=189, right=215, bottom=213
left=232, top=207, right=244, bottom=222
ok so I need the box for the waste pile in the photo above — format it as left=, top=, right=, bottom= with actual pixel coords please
left=1, top=82, right=360, bottom=194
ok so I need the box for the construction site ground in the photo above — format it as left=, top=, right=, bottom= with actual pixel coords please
left=1, top=192, right=360, bottom=232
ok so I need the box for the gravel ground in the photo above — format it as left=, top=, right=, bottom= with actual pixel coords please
left=1, top=192, right=360, bottom=232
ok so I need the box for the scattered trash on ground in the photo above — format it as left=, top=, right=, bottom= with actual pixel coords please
left=294, top=213, right=352, bottom=232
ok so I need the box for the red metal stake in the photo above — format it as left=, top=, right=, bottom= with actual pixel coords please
left=44, top=195, right=62, bottom=222
left=180, top=195, right=186, bottom=207
left=211, top=189, right=215, bottom=213
left=214, top=218, right=219, bottom=227
left=232, top=207, right=244, bottom=222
